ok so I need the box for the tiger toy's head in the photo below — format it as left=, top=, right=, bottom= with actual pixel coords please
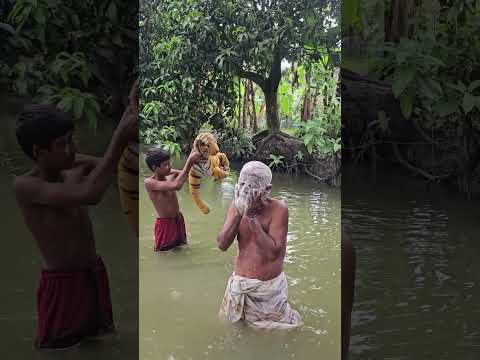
left=189, top=131, right=230, bottom=214
left=193, top=132, right=220, bottom=159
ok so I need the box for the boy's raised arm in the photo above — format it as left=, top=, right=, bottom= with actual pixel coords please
left=144, top=150, right=202, bottom=192
left=69, top=153, right=103, bottom=176
left=144, top=177, right=183, bottom=192
left=15, top=106, right=137, bottom=208
left=169, top=169, right=181, bottom=176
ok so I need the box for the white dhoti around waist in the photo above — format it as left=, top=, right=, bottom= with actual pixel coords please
left=219, top=272, right=303, bottom=330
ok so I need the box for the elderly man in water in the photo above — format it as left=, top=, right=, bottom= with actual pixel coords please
left=217, top=161, right=302, bottom=330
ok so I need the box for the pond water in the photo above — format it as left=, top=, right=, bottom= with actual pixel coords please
left=0, top=97, right=138, bottom=359
left=139, top=151, right=341, bottom=360
left=343, top=164, right=480, bottom=360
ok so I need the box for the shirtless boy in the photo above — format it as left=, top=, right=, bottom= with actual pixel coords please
left=217, top=161, right=302, bottom=330
left=14, top=101, right=137, bottom=349
left=144, top=147, right=201, bottom=251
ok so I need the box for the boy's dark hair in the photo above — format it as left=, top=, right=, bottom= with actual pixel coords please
left=145, top=147, right=170, bottom=171
left=16, top=104, right=74, bottom=159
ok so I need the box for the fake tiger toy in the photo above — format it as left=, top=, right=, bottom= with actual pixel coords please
left=189, top=132, right=230, bottom=214
left=118, top=141, right=139, bottom=237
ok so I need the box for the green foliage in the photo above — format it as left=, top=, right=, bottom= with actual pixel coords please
left=141, top=125, right=182, bottom=158
left=294, top=150, right=305, bottom=161
left=268, top=154, right=285, bottom=169
left=49, top=52, right=92, bottom=87
left=375, top=2, right=480, bottom=131
left=377, top=36, right=446, bottom=120
left=216, top=127, right=255, bottom=160
left=343, top=0, right=480, bottom=194
left=1, top=0, right=137, bottom=130
left=295, top=65, right=341, bottom=155
left=140, top=0, right=339, bottom=142
left=45, top=87, right=100, bottom=131
left=297, top=114, right=341, bottom=155
left=204, top=0, right=340, bottom=74
left=139, top=0, right=238, bottom=144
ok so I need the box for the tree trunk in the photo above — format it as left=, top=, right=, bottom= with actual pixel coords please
left=292, top=62, right=299, bottom=88
left=237, top=47, right=281, bottom=133
left=256, top=100, right=266, bottom=128
left=248, top=80, right=258, bottom=132
left=385, top=0, right=415, bottom=42
left=237, top=77, right=241, bottom=128
left=264, top=85, right=280, bottom=133
left=242, top=79, right=248, bottom=129
left=301, top=67, right=312, bottom=122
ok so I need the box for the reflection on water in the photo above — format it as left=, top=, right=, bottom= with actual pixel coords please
left=139, top=153, right=341, bottom=360
left=343, top=165, right=480, bottom=360
left=0, top=98, right=138, bottom=359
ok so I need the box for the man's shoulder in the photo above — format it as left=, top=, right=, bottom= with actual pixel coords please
left=270, top=198, right=288, bottom=211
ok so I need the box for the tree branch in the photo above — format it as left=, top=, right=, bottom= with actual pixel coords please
left=304, top=165, right=330, bottom=182
left=236, top=68, right=266, bottom=90
left=392, top=142, right=450, bottom=182
left=412, top=118, right=441, bottom=145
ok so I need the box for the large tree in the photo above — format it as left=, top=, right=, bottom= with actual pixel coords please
left=141, top=0, right=339, bottom=138
left=204, top=0, right=339, bottom=133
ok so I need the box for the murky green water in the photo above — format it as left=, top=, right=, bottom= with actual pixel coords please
left=139, top=151, right=341, bottom=360
left=0, top=97, right=138, bottom=359
left=343, top=165, right=480, bottom=360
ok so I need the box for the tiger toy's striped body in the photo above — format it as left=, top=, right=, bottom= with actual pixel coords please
left=189, top=133, right=230, bottom=214
left=118, top=142, right=139, bottom=236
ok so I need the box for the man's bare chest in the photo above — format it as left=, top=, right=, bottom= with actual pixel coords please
left=240, top=215, right=271, bottom=235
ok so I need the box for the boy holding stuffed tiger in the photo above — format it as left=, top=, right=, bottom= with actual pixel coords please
left=144, top=147, right=202, bottom=251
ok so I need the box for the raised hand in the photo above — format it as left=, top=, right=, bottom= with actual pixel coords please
left=234, top=184, right=247, bottom=216
left=128, top=78, right=139, bottom=112
left=117, top=105, right=138, bottom=142
left=187, top=147, right=203, bottom=164
left=245, top=189, right=263, bottom=218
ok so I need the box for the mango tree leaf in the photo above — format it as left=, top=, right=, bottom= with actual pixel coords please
left=307, top=143, right=313, bottom=154
left=447, top=82, right=466, bottom=93
left=424, top=78, right=443, bottom=97
left=434, top=100, right=458, bottom=117
left=106, top=2, right=117, bottom=22
left=73, top=96, right=85, bottom=120
left=392, top=67, right=415, bottom=98
left=463, top=93, right=476, bottom=114
left=84, top=106, right=98, bottom=134
left=418, top=77, right=435, bottom=99
left=0, top=22, right=15, bottom=34
left=57, top=96, right=73, bottom=112
left=399, top=93, right=413, bottom=119
left=468, top=80, right=480, bottom=92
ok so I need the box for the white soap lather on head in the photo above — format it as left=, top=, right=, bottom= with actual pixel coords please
left=234, top=161, right=272, bottom=215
